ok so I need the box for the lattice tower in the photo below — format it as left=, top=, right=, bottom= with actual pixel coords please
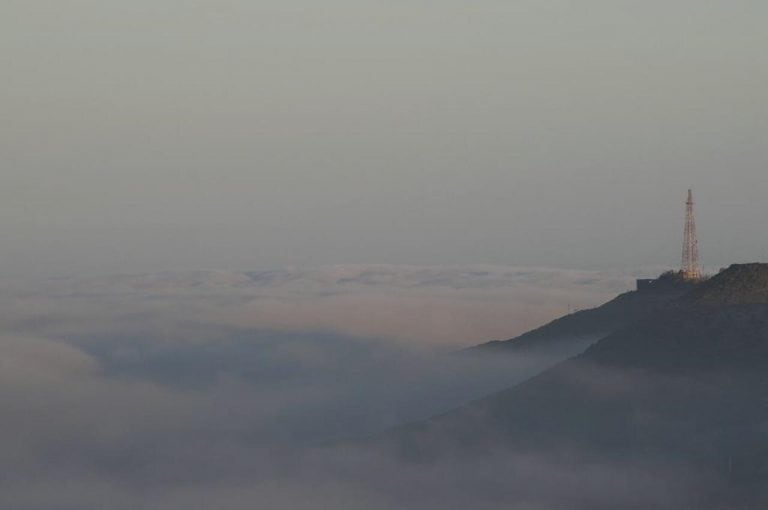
left=681, top=189, right=702, bottom=281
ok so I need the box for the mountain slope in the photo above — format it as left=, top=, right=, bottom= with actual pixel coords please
left=380, top=264, right=768, bottom=509
left=469, top=273, right=693, bottom=359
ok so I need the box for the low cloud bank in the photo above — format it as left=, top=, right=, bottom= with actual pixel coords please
left=0, top=330, right=661, bottom=510
left=0, top=265, right=667, bottom=509
left=1, top=264, right=633, bottom=347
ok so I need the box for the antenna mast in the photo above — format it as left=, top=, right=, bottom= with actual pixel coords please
left=681, top=189, right=702, bottom=281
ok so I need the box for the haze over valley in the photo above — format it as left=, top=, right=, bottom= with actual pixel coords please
left=2, top=1, right=768, bottom=508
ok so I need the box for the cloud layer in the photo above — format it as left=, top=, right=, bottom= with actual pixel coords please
left=3, top=265, right=633, bottom=347
left=0, top=265, right=654, bottom=509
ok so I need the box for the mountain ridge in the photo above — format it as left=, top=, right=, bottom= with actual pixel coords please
left=372, top=263, right=768, bottom=509
left=467, top=271, right=696, bottom=362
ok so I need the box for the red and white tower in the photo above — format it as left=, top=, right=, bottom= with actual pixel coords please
left=681, top=189, right=702, bottom=281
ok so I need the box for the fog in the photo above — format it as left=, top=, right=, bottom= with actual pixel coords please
left=1, top=265, right=633, bottom=346
left=0, top=265, right=677, bottom=509
left=0, top=331, right=711, bottom=509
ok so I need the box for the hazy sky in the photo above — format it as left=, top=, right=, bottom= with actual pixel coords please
left=2, top=1, right=767, bottom=277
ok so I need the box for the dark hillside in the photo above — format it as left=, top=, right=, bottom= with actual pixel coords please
left=379, top=264, right=768, bottom=509
left=684, top=263, right=768, bottom=306
left=469, top=275, right=693, bottom=360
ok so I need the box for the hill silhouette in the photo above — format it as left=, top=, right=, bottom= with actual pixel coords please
left=378, top=264, right=768, bottom=509
left=468, top=271, right=695, bottom=362
left=685, top=263, right=768, bottom=306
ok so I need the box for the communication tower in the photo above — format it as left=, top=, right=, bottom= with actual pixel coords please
left=681, top=189, right=702, bottom=281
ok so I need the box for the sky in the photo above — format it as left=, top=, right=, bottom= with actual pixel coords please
left=2, top=0, right=767, bottom=277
